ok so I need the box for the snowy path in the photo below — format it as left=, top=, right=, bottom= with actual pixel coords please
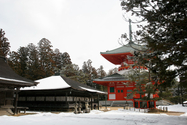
left=0, top=105, right=187, bottom=125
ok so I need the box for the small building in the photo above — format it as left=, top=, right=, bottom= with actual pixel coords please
left=18, top=75, right=107, bottom=111
left=93, top=42, right=158, bottom=108
left=0, top=56, right=36, bottom=115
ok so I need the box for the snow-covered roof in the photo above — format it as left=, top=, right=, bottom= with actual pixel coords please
left=0, top=77, right=34, bottom=84
left=93, top=73, right=128, bottom=82
left=21, top=76, right=71, bottom=90
left=0, top=56, right=36, bottom=87
left=21, top=75, right=107, bottom=95
left=100, top=42, right=147, bottom=65
left=101, top=42, right=146, bottom=55
left=79, top=86, right=107, bottom=94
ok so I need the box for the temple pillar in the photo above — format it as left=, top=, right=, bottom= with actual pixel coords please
left=14, top=87, right=20, bottom=115
left=97, top=94, right=99, bottom=110
left=91, top=95, right=93, bottom=110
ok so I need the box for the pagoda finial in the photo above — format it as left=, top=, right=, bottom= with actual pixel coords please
left=129, top=19, right=133, bottom=44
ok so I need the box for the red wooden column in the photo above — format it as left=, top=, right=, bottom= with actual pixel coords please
left=154, top=101, right=156, bottom=108
left=147, top=101, right=149, bottom=108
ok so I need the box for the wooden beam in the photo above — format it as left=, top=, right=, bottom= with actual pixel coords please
left=91, top=95, right=93, bottom=110
left=0, top=88, right=14, bottom=91
left=97, top=94, right=99, bottom=110
left=14, top=87, right=20, bottom=115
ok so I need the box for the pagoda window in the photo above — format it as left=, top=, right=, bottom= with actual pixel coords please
left=127, top=90, right=132, bottom=92
left=135, top=102, right=139, bottom=108
left=110, top=87, right=115, bottom=93
left=121, top=90, right=123, bottom=93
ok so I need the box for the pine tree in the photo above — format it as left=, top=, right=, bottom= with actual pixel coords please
left=27, top=43, right=42, bottom=80
left=17, top=47, right=29, bottom=77
left=61, top=52, right=72, bottom=67
left=53, top=48, right=63, bottom=75
left=97, top=65, right=107, bottom=91
left=82, top=59, right=94, bottom=87
left=38, top=38, right=55, bottom=77
left=0, top=29, right=10, bottom=57
left=8, top=51, right=21, bottom=75
left=97, top=65, right=106, bottom=78
left=121, top=0, right=187, bottom=89
left=107, top=67, right=118, bottom=75
left=125, top=51, right=159, bottom=108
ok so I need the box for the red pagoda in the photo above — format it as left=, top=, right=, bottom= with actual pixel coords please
left=93, top=42, right=158, bottom=108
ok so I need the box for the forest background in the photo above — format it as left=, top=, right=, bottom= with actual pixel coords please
left=1, top=30, right=118, bottom=92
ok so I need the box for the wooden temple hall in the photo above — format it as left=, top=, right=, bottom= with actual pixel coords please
left=0, top=56, right=37, bottom=116
left=18, top=75, right=107, bottom=112
left=0, top=55, right=106, bottom=115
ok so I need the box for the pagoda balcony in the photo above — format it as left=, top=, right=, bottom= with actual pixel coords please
left=118, top=66, right=148, bottom=71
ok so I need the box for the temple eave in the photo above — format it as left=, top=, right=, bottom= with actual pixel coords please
left=101, top=52, right=134, bottom=65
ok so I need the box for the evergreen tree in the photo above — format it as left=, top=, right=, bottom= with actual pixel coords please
left=61, top=64, right=78, bottom=77
left=17, top=47, right=29, bottom=77
left=38, top=38, right=55, bottom=77
left=97, top=65, right=107, bottom=91
left=97, top=65, right=106, bottom=78
left=53, top=48, right=63, bottom=74
left=0, top=29, right=10, bottom=57
left=77, top=70, right=89, bottom=84
left=8, top=47, right=29, bottom=78
left=107, top=67, right=118, bottom=75
left=82, top=61, right=89, bottom=74
left=121, top=0, right=187, bottom=89
left=27, top=43, right=42, bottom=80
left=82, top=59, right=94, bottom=87
left=178, top=72, right=187, bottom=105
left=8, top=51, right=21, bottom=75
left=61, top=52, right=72, bottom=67
left=124, top=51, right=159, bottom=108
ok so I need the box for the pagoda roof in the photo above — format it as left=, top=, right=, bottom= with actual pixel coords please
left=0, top=56, right=37, bottom=87
left=93, top=73, right=128, bottom=82
left=101, top=42, right=146, bottom=65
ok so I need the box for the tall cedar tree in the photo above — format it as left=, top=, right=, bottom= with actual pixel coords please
left=38, top=38, right=55, bottom=77
left=8, top=38, right=64, bottom=80
left=17, top=47, right=29, bottom=77
left=8, top=47, right=29, bottom=78
left=8, top=51, right=21, bottom=75
left=121, top=0, right=187, bottom=89
left=0, top=29, right=10, bottom=57
left=82, top=59, right=95, bottom=87
left=53, top=48, right=63, bottom=74
left=27, top=43, right=42, bottom=80
left=97, top=65, right=107, bottom=91
left=61, top=52, right=72, bottom=67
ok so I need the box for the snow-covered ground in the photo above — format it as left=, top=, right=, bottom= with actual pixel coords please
left=1, top=104, right=187, bottom=125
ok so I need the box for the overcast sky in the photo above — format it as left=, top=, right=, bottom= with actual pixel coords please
left=0, top=0, right=134, bottom=72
